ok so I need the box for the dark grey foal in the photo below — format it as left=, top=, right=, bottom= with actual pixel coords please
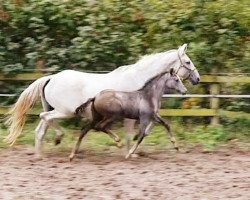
left=70, top=68, right=187, bottom=160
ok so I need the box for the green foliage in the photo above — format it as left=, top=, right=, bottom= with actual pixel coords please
left=1, top=118, right=249, bottom=152
left=0, top=0, right=249, bottom=74
left=178, top=126, right=230, bottom=150
left=177, top=117, right=250, bottom=150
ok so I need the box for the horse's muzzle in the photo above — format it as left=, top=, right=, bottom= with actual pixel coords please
left=191, top=77, right=200, bottom=85
left=181, top=89, right=187, bottom=95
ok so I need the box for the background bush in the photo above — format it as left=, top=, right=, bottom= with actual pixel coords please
left=0, top=0, right=249, bottom=73
left=0, top=0, right=249, bottom=150
left=0, top=0, right=249, bottom=111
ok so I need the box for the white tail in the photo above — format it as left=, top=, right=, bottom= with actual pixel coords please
left=4, top=75, right=52, bottom=145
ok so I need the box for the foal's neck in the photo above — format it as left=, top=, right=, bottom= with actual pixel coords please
left=142, top=73, right=169, bottom=109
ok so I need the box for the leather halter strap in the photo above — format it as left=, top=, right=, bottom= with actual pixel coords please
left=176, top=51, right=197, bottom=80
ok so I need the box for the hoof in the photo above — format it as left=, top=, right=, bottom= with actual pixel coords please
left=69, top=155, right=74, bottom=162
left=55, top=136, right=62, bottom=145
left=175, top=147, right=179, bottom=152
left=116, top=141, right=123, bottom=148
left=33, top=154, right=44, bottom=161
left=125, top=154, right=131, bottom=159
left=131, top=153, right=139, bottom=158
left=133, top=134, right=139, bottom=141
left=54, top=139, right=61, bottom=145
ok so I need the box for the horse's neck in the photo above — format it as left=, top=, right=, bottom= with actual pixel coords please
left=134, top=51, right=178, bottom=82
left=111, top=51, right=178, bottom=91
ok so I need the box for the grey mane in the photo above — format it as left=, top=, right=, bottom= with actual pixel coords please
left=138, top=71, right=169, bottom=91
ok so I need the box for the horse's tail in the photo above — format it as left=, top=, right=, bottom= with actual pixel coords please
left=4, top=75, right=52, bottom=146
left=75, top=98, right=95, bottom=116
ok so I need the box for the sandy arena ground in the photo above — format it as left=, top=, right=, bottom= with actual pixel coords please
left=0, top=147, right=249, bottom=200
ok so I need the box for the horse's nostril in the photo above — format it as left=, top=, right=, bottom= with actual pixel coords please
left=197, top=77, right=200, bottom=82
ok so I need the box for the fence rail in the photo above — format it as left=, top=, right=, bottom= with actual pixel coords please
left=163, top=94, right=250, bottom=98
left=1, top=107, right=250, bottom=121
left=1, top=94, right=250, bottom=98
left=1, top=73, right=250, bottom=82
left=1, top=73, right=250, bottom=124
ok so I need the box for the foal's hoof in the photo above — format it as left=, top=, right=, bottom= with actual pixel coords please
left=131, top=153, right=139, bottom=158
left=54, top=138, right=62, bottom=145
left=133, top=134, right=139, bottom=141
left=125, top=154, right=131, bottom=159
left=69, top=155, right=74, bottom=162
left=175, top=147, right=179, bottom=152
left=116, top=141, right=123, bottom=148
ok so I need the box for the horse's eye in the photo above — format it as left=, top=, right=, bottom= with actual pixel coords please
left=175, top=79, right=179, bottom=82
left=186, top=61, right=191, bottom=65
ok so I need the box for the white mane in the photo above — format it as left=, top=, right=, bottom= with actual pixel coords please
left=112, top=50, right=178, bottom=74
left=133, top=50, right=176, bottom=69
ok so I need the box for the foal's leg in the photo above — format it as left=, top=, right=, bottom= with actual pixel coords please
left=126, top=119, right=153, bottom=159
left=69, top=123, right=93, bottom=161
left=124, top=119, right=137, bottom=151
left=95, top=117, right=121, bottom=145
left=154, top=113, right=179, bottom=151
left=102, top=128, right=123, bottom=148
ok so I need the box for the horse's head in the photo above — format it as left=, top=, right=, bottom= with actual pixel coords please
left=167, top=68, right=187, bottom=95
left=176, top=44, right=200, bottom=85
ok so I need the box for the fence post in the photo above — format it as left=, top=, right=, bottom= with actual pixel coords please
left=210, top=83, right=220, bottom=126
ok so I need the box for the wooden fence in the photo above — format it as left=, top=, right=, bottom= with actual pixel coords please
left=1, top=73, right=250, bottom=125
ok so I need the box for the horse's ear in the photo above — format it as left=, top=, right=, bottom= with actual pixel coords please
left=170, top=68, right=174, bottom=76
left=178, top=43, right=188, bottom=56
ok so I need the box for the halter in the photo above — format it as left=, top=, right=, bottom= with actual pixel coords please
left=176, top=51, right=197, bottom=81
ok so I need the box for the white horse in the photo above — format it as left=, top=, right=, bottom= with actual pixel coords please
left=5, top=44, right=200, bottom=156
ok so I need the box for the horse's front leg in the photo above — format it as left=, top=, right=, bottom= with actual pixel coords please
left=154, top=113, right=179, bottom=151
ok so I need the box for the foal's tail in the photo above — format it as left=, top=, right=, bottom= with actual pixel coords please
left=75, top=98, right=95, bottom=116
left=4, top=75, right=52, bottom=146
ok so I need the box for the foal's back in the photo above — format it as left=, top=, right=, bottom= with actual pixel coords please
left=94, top=89, right=144, bottom=119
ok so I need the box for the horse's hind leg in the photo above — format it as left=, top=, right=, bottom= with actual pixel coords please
left=40, top=110, right=73, bottom=126
left=35, top=120, right=49, bottom=157
left=69, top=123, right=93, bottom=161
left=51, top=121, right=64, bottom=145
left=42, top=97, right=64, bottom=145
left=35, top=96, right=52, bottom=157
left=154, top=113, right=179, bottom=151
left=40, top=110, right=73, bottom=146
left=39, top=107, right=64, bottom=146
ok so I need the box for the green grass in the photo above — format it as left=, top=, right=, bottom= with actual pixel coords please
left=1, top=117, right=250, bottom=153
